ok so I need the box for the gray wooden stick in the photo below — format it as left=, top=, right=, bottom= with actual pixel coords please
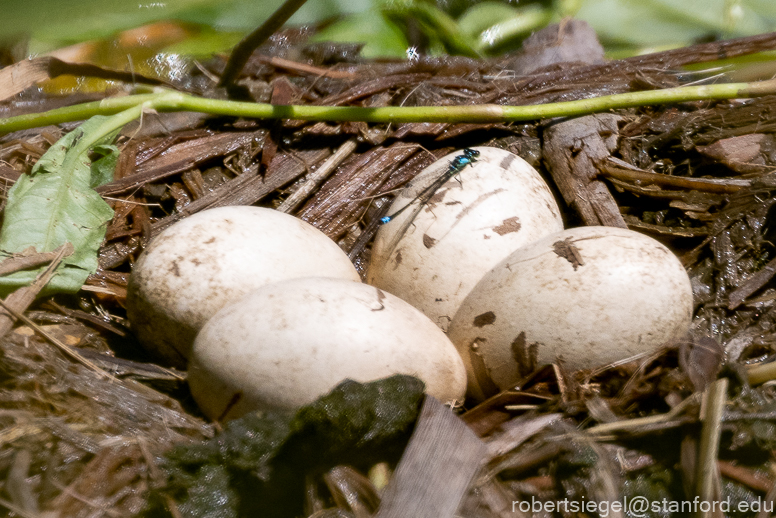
left=375, top=396, right=487, bottom=518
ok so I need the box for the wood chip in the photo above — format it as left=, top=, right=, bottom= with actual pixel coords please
left=543, top=114, right=627, bottom=228
left=375, top=396, right=486, bottom=518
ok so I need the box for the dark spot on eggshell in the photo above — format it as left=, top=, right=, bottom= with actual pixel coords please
left=510, top=332, right=539, bottom=377
left=393, top=250, right=403, bottom=268
left=204, top=237, right=216, bottom=244
left=423, top=234, right=437, bottom=248
left=170, top=261, right=180, bottom=277
left=492, top=216, right=521, bottom=236
left=473, top=311, right=496, bottom=327
left=552, top=237, right=584, bottom=270
left=372, top=288, right=386, bottom=311
left=500, top=154, right=516, bottom=170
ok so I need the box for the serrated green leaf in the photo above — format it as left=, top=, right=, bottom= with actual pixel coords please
left=0, top=116, right=116, bottom=297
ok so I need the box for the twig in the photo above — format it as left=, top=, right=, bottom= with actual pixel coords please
left=584, top=393, right=701, bottom=436
left=375, top=396, right=486, bottom=518
left=0, top=242, right=73, bottom=339
left=695, top=378, right=728, bottom=518
left=0, top=496, right=38, bottom=518
left=717, top=460, right=773, bottom=493
left=218, top=0, right=311, bottom=89
left=0, top=297, right=117, bottom=381
left=747, top=361, right=776, bottom=386
left=138, top=438, right=184, bottom=518
left=727, top=255, right=776, bottom=310
left=255, top=55, right=356, bottom=79
left=277, top=138, right=358, bottom=213
left=0, top=248, right=66, bottom=276
left=601, top=157, right=749, bottom=194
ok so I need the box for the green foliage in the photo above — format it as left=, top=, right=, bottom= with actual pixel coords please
left=147, top=375, right=425, bottom=518
left=384, top=0, right=481, bottom=57
left=457, top=2, right=528, bottom=39
left=0, top=117, right=117, bottom=297
left=575, top=0, right=775, bottom=51
left=0, top=0, right=218, bottom=51
left=467, top=3, right=555, bottom=54
left=89, top=144, right=120, bottom=189
left=4, top=0, right=776, bottom=62
left=0, top=0, right=372, bottom=54
left=310, top=10, right=409, bottom=58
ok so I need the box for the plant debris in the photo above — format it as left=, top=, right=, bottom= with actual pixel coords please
left=1, top=25, right=776, bottom=518
left=145, top=375, right=424, bottom=518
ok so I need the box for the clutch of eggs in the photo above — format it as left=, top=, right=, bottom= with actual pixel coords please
left=126, top=206, right=360, bottom=368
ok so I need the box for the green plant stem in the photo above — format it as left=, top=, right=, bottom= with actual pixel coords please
left=2, top=79, right=776, bottom=134
left=474, top=5, right=554, bottom=54
left=70, top=102, right=148, bottom=158
left=0, top=94, right=160, bottom=134
left=390, top=3, right=480, bottom=58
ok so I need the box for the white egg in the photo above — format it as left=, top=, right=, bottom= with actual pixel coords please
left=367, top=146, right=562, bottom=330
left=126, top=206, right=360, bottom=367
left=188, top=277, right=467, bottom=420
left=447, top=226, right=694, bottom=401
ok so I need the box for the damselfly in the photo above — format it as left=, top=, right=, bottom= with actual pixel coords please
left=378, top=148, right=480, bottom=252
left=381, top=148, right=480, bottom=225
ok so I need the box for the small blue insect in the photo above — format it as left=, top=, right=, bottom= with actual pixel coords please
left=380, top=148, right=480, bottom=225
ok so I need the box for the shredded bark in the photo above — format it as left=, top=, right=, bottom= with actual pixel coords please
left=2, top=28, right=776, bottom=518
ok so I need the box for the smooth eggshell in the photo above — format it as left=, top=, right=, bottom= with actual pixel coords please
left=188, top=277, right=466, bottom=419
left=367, top=147, right=562, bottom=330
left=447, top=226, right=694, bottom=401
left=127, top=206, right=360, bottom=367
left=188, top=277, right=467, bottom=420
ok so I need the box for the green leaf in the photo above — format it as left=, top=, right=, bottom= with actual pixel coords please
left=0, top=0, right=226, bottom=49
left=310, top=10, right=410, bottom=59
left=162, top=29, right=245, bottom=58
left=457, top=2, right=523, bottom=39
left=469, top=4, right=555, bottom=54
left=384, top=1, right=481, bottom=57
left=90, top=144, right=120, bottom=189
left=576, top=0, right=773, bottom=51
left=0, top=116, right=116, bottom=297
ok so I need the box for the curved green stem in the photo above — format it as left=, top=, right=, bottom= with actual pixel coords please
left=385, top=2, right=480, bottom=58
left=70, top=101, right=149, bottom=158
left=474, top=5, right=554, bottom=53
left=1, top=79, right=776, bottom=134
